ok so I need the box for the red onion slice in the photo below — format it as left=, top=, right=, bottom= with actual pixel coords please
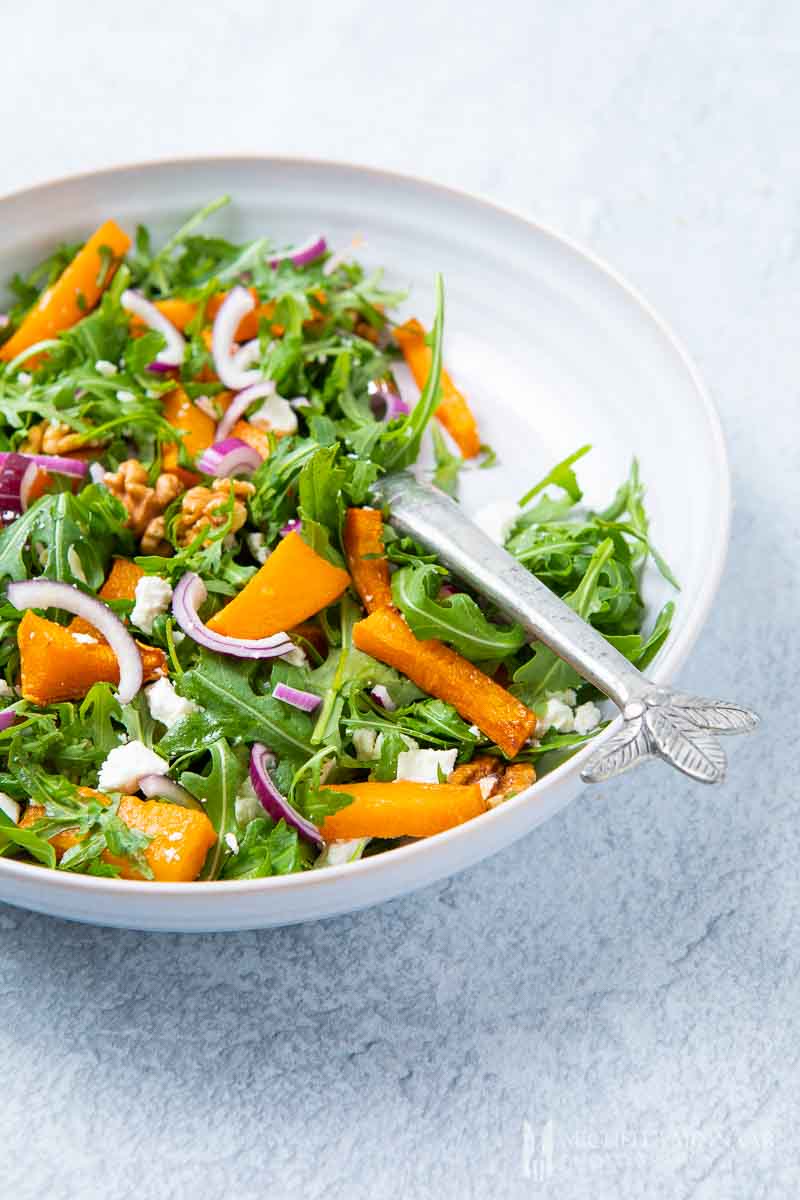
left=368, top=378, right=410, bottom=421
left=250, top=743, right=323, bottom=848
left=272, top=681, right=321, bottom=713
left=0, top=454, right=33, bottom=518
left=269, top=234, right=327, bottom=269
left=0, top=452, right=89, bottom=479
left=279, top=518, right=301, bottom=537
left=211, top=287, right=263, bottom=390
left=139, top=773, right=205, bottom=811
left=7, top=579, right=143, bottom=703
left=215, top=380, right=276, bottom=441
left=19, top=462, right=42, bottom=511
left=196, top=438, right=261, bottom=478
left=172, top=572, right=294, bottom=659
left=120, top=290, right=186, bottom=367
left=370, top=685, right=396, bottom=712
left=0, top=708, right=17, bottom=732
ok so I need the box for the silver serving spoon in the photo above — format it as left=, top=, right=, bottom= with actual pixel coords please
left=372, top=472, right=758, bottom=785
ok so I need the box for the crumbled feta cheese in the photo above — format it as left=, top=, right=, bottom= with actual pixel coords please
left=224, top=832, right=239, bottom=855
left=71, top=632, right=98, bottom=645
left=248, top=394, right=298, bottom=436
left=146, top=677, right=198, bottom=730
left=472, top=499, right=520, bottom=546
left=116, top=389, right=136, bottom=404
left=279, top=645, right=308, bottom=669
left=573, top=701, right=602, bottom=736
left=67, top=546, right=87, bottom=584
left=370, top=685, right=396, bottom=711
left=234, top=777, right=263, bottom=827
left=352, top=728, right=379, bottom=761
left=538, top=697, right=575, bottom=734
left=0, top=791, right=20, bottom=824
left=396, top=747, right=458, bottom=784
left=246, top=532, right=270, bottom=564
left=98, top=740, right=167, bottom=793
left=130, top=575, right=172, bottom=634
left=16, top=371, right=31, bottom=386
left=478, top=776, right=498, bottom=800
left=551, top=688, right=577, bottom=707
left=353, top=729, right=418, bottom=762
left=0, top=680, right=14, bottom=698
left=468, top=724, right=481, bottom=737
left=95, top=359, right=118, bottom=377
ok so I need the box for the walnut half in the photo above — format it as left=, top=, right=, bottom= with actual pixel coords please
left=104, top=459, right=185, bottom=555
left=448, top=754, right=536, bottom=808
left=173, top=478, right=255, bottom=548
left=23, top=420, right=106, bottom=456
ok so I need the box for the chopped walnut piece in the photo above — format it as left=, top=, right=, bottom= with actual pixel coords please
left=23, top=420, right=105, bottom=456
left=173, top=477, right=255, bottom=548
left=448, top=754, right=536, bottom=807
left=104, top=459, right=184, bottom=554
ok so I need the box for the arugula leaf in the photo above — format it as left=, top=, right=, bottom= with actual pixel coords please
left=180, top=738, right=246, bottom=880
left=517, top=444, right=591, bottom=507
left=0, top=809, right=55, bottom=867
left=219, top=816, right=305, bottom=879
left=176, top=652, right=315, bottom=759
left=392, top=563, right=526, bottom=661
left=431, top=424, right=462, bottom=497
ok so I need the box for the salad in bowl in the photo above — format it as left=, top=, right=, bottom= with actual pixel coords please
left=0, top=197, right=675, bottom=884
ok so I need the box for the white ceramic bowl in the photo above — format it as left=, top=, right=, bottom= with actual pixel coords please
left=0, top=158, right=730, bottom=931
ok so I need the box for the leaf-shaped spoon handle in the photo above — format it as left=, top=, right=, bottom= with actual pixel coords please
left=372, top=472, right=758, bottom=785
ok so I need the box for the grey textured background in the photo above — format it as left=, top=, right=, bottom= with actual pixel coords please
left=1, top=2, right=795, bottom=1196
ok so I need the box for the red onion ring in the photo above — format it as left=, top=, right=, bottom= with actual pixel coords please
left=0, top=708, right=17, bottom=732
left=7, top=579, right=143, bottom=703
left=269, top=234, right=327, bottom=269
left=121, top=290, right=186, bottom=367
left=370, top=685, right=396, bottom=712
left=196, top=438, right=261, bottom=478
left=272, top=681, right=321, bottom=713
left=139, top=773, right=205, bottom=811
left=172, top=572, right=294, bottom=659
left=279, top=518, right=301, bottom=537
left=215, top=380, right=276, bottom=441
left=211, top=288, right=263, bottom=390
left=368, top=378, right=410, bottom=421
left=0, top=451, right=88, bottom=478
left=250, top=743, right=323, bottom=848
left=0, top=454, right=34, bottom=518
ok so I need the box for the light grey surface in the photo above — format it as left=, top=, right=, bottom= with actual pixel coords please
left=0, top=2, right=793, bottom=1196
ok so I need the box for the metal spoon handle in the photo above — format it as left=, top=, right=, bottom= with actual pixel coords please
left=373, top=472, right=759, bottom=785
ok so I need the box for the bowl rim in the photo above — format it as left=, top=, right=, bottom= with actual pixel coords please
left=0, top=153, right=731, bottom=899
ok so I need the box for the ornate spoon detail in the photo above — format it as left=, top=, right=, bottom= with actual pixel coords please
left=372, top=473, right=758, bottom=785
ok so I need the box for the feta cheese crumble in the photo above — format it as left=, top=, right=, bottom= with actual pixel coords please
left=98, top=740, right=168, bottom=793
left=16, top=371, right=31, bottom=386
left=538, top=697, right=575, bottom=733
left=146, top=677, right=198, bottom=730
left=246, top=532, right=270, bottom=564
left=115, top=389, right=136, bottom=404
left=95, top=359, right=118, bottom=377
left=131, top=575, right=172, bottom=634
left=234, top=777, right=263, bottom=827
left=573, top=701, right=602, bottom=736
left=395, top=747, right=458, bottom=784
left=0, top=680, right=15, bottom=698
left=224, top=832, right=240, bottom=855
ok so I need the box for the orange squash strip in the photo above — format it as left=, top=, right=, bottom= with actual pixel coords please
left=207, top=531, right=350, bottom=640
left=320, top=780, right=486, bottom=840
left=352, top=607, right=536, bottom=757
left=230, top=419, right=272, bottom=460
left=18, top=610, right=167, bottom=705
left=343, top=507, right=393, bottom=613
left=129, top=290, right=281, bottom=340
left=393, top=318, right=481, bottom=458
left=70, top=557, right=145, bottom=637
left=20, top=791, right=216, bottom=882
left=161, top=386, right=217, bottom=484
left=0, top=220, right=131, bottom=362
